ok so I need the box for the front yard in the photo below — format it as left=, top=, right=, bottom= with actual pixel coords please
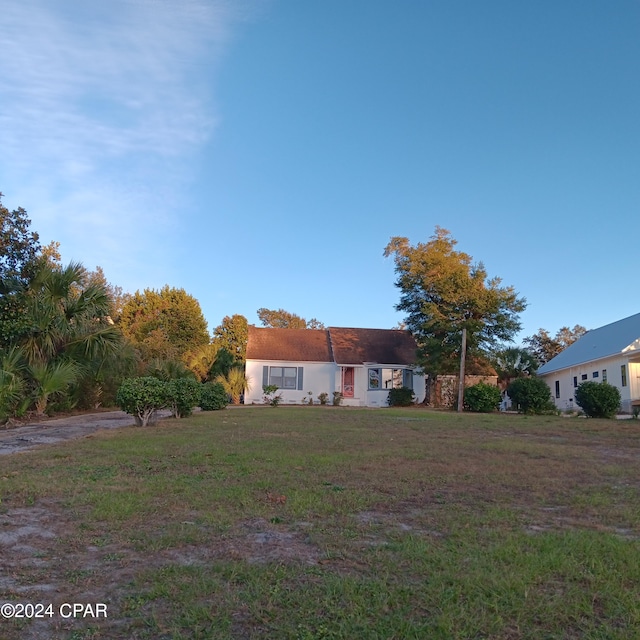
left=1, top=407, right=639, bottom=639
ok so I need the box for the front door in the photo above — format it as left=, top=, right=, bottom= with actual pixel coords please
left=342, top=367, right=354, bottom=398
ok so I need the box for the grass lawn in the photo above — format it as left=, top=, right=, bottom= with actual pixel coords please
left=1, top=406, right=639, bottom=639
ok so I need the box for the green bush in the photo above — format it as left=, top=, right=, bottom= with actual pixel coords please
left=199, top=382, right=227, bottom=411
left=166, top=377, right=201, bottom=418
left=116, top=377, right=168, bottom=426
left=388, top=386, right=415, bottom=407
left=575, top=381, right=621, bottom=418
left=506, top=377, right=555, bottom=414
left=262, top=385, right=283, bottom=407
left=464, top=382, right=502, bottom=413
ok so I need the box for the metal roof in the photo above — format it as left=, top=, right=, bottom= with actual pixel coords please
left=537, top=312, right=640, bottom=375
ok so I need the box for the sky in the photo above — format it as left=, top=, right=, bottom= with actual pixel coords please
left=1, top=0, right=639, bottom=342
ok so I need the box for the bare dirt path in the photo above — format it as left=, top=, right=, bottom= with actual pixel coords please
left=0, top=411, right=155, bottom=455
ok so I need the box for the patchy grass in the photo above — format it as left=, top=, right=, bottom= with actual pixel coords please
left=1, top=407, right=639, bottom=639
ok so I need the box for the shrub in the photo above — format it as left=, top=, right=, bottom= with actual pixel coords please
left=262, top=385, right=283, bottom=407
left=388, top=386, right=415, bottom=407
left=464, top=382, right=502, bottom=413
left=165, top=377, right=201, bottom=418
left=506, top=377, right=555, bottom=414
left=332, top=391, right=343, bottom=406
left=199, top=382, right=227, bottom=411
left=116, top=377, right=168, bottom=426
left=317, top=392, right=329, bottom=405
left=575, top=381, right=621, bottom=418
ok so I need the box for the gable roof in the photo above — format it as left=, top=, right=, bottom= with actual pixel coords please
left=246, top=326, right=419, bottom=366
left=246, top=326, right=333, bottom=362
left=329, top=327, right=418, bottom=365
left=538, top=312, right=640, bottom=375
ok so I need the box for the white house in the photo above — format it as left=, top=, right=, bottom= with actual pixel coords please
left=538, top=312, right=640, bottom=413
left=244, top=326, right=425, bottom=407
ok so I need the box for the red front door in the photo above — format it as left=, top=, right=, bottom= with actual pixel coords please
left=342, top=367, right=354, bottom=398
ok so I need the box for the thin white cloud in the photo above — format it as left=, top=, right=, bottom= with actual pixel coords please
left=0, top=0, right=244, bottom=291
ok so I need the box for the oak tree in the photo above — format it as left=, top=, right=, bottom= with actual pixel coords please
left=384, top=227, right=526, bottom=381
left=257, top=307, right=325, bottom=330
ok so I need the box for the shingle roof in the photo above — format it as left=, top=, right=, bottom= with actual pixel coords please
left=245, top=326, right=419, bottom=366
left=538, top=312, right=640, bottom=375
left=329, top=327, right=418, bottom=365
left=246, top=326, right=333, bottom=362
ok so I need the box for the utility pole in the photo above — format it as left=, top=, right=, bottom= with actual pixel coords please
left=457, top=326, right=467, bottom=412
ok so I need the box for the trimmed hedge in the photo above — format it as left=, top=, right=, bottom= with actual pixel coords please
left=506, top=377, right=555, bottom=414
left=575, top=381, right=621, bottom=418
left=388, top=386, right=415, bottom=407
left=464, top=382, right=501, bottom=413
left=200, top=382, right=228, bottom=411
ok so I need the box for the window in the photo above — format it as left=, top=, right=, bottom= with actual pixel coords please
left=621, top=364, right=628, bottom=387
left=602, top=369, right=607, bottom=382
left=269, top=366, right=298, bottom=389
left=581, top=374, right=588, bottom=381
left=555, top=380, right=560, bottom=399
left=593, top=371, right=599, bottom=379
left=573, top=376, right=578, bottom=388
left=368, top=368, right=408, bottom=390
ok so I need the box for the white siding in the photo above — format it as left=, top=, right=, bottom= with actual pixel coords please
left=244, top=360, right=338, bottom=405
left=245, top=360, right=426, bottom=407
left=540, top=354, right=635, bottom=414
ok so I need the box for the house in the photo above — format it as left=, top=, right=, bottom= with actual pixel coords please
left=537, top=312, right=640, bottom=413
left=244, top=326, right=425, bottom=407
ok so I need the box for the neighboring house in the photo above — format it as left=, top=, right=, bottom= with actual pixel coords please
left=538, top=312, right=640, bottom=413
left=245, top=326, right=425, bottom=407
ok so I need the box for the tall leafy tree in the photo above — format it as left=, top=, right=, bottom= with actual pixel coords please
left=523, top=325, right=587, bottom=365
left=212, top=314, right=249, bottom=362
left=119, top=286, right=210, bottom=364
left=384, top=227, right=526, bottom=381
left=257, top=308, right=325, bottom=330
left=0, top=194, right=42, bottom=348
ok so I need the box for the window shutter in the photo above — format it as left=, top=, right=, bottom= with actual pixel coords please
left=297, top=367, right=304, bottom=390
left=263, top=366, right=269, bottom=388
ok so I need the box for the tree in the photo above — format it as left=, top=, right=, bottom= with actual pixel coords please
left=215, top=368, right=250, bottom=405
left=212, top=314, right=249, bottom=362
left=384, top=227, right=526, bottom=385
left=523, top=325, right=587, bottom=366
left=19, top=261, right=126, bottom=413
left=120, top=286, right=210, bottom=364
left=0, top=193, right=41, bottom=291
left=257, top=307, right=325, bottom=330
left=0, top=194, right=42, bottom=348
left=490, top=347, right=538, bottom=388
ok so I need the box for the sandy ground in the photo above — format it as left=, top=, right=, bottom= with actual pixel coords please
left=0, top=411, right=166, bottom=456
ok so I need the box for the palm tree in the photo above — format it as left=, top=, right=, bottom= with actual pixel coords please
left=18, top=261, right=126, bottom=412
left=0, top=346, right=28, bottom=422
left=215, top=367, right=251, bottom=405
left=490, top=347, right=538, bottom=389
left=29, top=360, right=78, bottom=415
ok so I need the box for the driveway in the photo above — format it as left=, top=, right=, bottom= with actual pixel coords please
left=0, top=411, right=159, bottom=455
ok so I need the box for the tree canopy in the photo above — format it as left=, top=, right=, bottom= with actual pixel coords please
left=212, top=314, right=249, bottom=362
left=119, top=286, right=210, bottom=364
left=523, top=325, right=587, bottom=365
left=384, top=227, right=526, bottom=378
left=257, top=307, right=325, bottom=330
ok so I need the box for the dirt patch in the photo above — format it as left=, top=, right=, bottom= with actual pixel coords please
left=0, top=411, right=171, bottom=456
left=0, top=499, right=324, bottom=639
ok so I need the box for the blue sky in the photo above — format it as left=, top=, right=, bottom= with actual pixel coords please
left=1, top=0, right=639, bottom=341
